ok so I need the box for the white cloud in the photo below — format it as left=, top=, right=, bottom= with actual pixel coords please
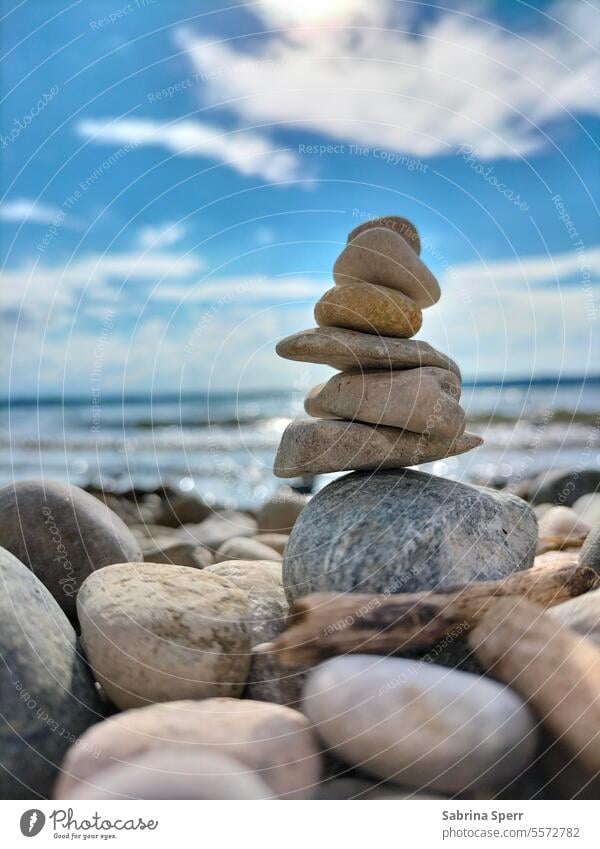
left=1, top=251, right=203, bottom=323
left=137, top=222, right=186, bottom=249
left=0, top=199, right=73, bottom=227
left=76, top=118, right=302, bottom=183
left=175, top=0, right=600, bottom=159
left=151, top=274, right=325, bottom=304
left=447, top=247, right=600, bottom=289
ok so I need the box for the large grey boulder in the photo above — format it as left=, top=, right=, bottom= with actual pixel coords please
left=0, top=547, right=102, bottom=799
left=283, top=469, right=537, bottom=603
left=0, top=480, right=142, bottom=618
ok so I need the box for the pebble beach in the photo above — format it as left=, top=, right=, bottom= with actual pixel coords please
left=1, top=217, right=599, bottom=802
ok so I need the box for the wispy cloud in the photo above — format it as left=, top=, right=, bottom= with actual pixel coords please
left=151, top=274, right=325, bottom=303
left=448, top=247, right=600, bottom=289
left=1, top=251, right=203, bottom=323
left=137, top=221, right=186, bottom=249
left=175, top=0, right=600, bottom=159
left=0, top=198, right=73, bottom=227
left=76, top=118, right=303, bottom=183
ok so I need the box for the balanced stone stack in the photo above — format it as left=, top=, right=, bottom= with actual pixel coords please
left=274, top=216, right=482, bottom=477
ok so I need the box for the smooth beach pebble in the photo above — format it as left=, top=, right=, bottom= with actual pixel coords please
left=276, top=327, right=461, bottom=375
left=54, top=698, right=322, bottom=800
left=66, top=748, right=272, bottom=800
left=0, top=547, right=101, bottom=799
left=334, top=226, right=440, bottom=307
left=572, top=494, right=600, bottom=527
left=176, top=509, right=257, bottom=550
left=253, top=533, right=289, bottom=555
left=346, top=215, right=421, bottom=254
left=140, top=538, right=214, bottom=568
left=303, top=655, right=538, bottom=793
left=546, top=587, right=600, bottom=645
left=77, top=562, right=251, bottom=709
left=205, top=560, right=304, bottom=706
left=305, top=367, right=465, bottom=438
left=537, top=506, right=591, bottom=542
left=283, top=468, right=537, bottom=603
left=580, top=525, right=600, bottom=572
left=274, top=419, right=481, bottom=477
left=520, top=468, right=600, bottom=506
left=315, top=281, right=423, bottom=338
left=215, top=536, right=282, bottom=563
left=257, top=488, right=309, bottom=533
left=0, top=479, right=142, bottom=617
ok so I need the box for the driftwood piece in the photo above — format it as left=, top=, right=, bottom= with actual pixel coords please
left=469, top=598, right=600, bottom=774
left=256, top=562, right=600, bottom=666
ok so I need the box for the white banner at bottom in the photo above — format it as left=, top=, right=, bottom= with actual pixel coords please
left=1, top=800, right=598, bottom=848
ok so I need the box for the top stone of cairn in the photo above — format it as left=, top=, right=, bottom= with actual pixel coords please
left=274, top=216, right=482, bottom=477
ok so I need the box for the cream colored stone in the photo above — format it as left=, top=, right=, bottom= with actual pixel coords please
left=546, top=587, right=600, bottom=646
left=77, top=562, right=250, bottom=709
left=334, top=226, right=440, bottom=307
left=65, top=748, right=271, bottom=800
left=347, top=216, right=421, bottom=254
left=303, top=656, right=537, bottom=793
left=254, top=533, right=289, bottom=554
left=315, top=281, right=422, bottom=338
left=276, top=327, right=460, bottom=375
left=215, top=537, right=282, bottom=563
left=258, top=488, right=308, bottom=533
left=305, top=367, right=465, bottom=438
left=55, top=698, right=322, bottom=800
left=274, top=419, right=482, bottom=477
left=536, top=506, right=591, bottom=554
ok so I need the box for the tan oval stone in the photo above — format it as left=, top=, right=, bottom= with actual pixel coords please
left=77, top=562, right=251, bottom=709
left=546, top=587, right=600, bottom=646
left=274, top=419, right=482, bottom=477
left=276, top=326, right=460, bottom=376
left=254, top=533, right=289, bottom=554
left=347, top=215, right=421, bottom=254
left=257, top=488, right=308, bottom=533
left=315, top=282, right=422, bottom=338
left=215, top=537, right=282, bottom=563
left=54, top=698, right=322, bottom=800
left=334, top=227, right=440, bottom=307
left=306, top=367, right=465, bottom=438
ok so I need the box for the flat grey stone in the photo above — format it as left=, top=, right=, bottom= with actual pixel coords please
left=0, top=547, right=102, bottom=799
left=276, top=327, right=460, bottom=375
left=580, top=526, right=600, bottom=572
left=274, top=419, right=481, bottom=477
left=0, top=480, right=142, bottom=618
left=283, top=469, right=537, bottom=603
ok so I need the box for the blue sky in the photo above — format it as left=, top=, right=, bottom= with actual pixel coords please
left=1, top=0, right=599, bottom=397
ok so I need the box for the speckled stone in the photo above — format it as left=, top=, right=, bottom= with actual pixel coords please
left=55, top=698, right=322, bottom=800
left=303, top=655, right=538, bottom=793
left=276, top=327, right=460, bottom=375
left=77, top=562, right=251, bottom=709
left=315, top=281, right=422, bottom=338
left=0, top=547, right=102, bottom=799
left=274, top=419, right=481, bottom=477
left=580, top=525, right=600, bottom=572
left=205, top=560, right=305, bottom=706
left=334, top=226, right=440, bottom=307
left=305, top=367, right=465, bottom=438
left=283, top=469, right=537, bottom=603
left=0, top=480, right=142, bottom=617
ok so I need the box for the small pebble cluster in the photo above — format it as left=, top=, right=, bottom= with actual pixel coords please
left=274, top=216, right=481, bottom=477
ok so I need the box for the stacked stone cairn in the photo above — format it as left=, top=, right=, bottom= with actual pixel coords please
left=274, top=216, right=482, bottom=477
